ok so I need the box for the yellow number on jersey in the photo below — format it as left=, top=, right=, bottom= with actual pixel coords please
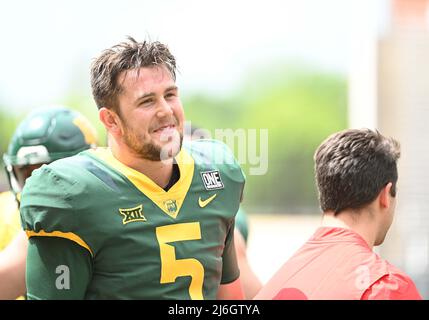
left=156, top=222, right=205, bottom=300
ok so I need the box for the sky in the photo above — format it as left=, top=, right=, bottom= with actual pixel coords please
left=0, top=0, right=388, bottom=112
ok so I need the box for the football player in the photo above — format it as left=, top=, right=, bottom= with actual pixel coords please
left=21, top=37, right=245, bottom=299
left=0, top=106, right=97, bottom=299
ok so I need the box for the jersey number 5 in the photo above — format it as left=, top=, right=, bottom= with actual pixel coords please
left=156, top=222, right=205, bottom=299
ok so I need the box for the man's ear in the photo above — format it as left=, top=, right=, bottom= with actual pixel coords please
left=99, top=108, right=123, bottom=135
left=379, top=182, right=393, bottom=209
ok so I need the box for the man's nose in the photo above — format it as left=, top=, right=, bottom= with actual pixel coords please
left=156, top=98, right=174, bottom=118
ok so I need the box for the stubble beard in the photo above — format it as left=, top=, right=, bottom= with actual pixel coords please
left=123, top=127, right=183, bottom=161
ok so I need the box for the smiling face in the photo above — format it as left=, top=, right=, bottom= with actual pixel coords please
left=114, top=65, right=184, bottom=161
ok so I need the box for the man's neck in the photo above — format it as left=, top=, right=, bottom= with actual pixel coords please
left=110, top=142, right=175, bottom=189
left=321, top=210, right=377, bottom=249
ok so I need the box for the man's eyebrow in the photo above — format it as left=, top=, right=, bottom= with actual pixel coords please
left=135, top=92, right=155, bottom=104
left=165, top=85, right=178, bottom=92
left=134, top=86, right=179, bottom=104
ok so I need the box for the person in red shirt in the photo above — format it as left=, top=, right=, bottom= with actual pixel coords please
left=255, top=128, right=422, bottom=300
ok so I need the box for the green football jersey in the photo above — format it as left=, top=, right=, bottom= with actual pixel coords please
left=20, top=140, right=245, bottom=300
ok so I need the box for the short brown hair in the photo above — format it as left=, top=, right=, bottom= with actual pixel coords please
left=314, top=128, right=400, bottom=214
left=90, top=36, right=177, bottom=112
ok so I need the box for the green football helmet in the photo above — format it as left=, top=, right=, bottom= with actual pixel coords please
left=3, top=106, right=98, bottom=195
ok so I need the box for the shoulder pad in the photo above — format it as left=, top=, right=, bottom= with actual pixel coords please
left=184, top=139, right=245, bottom=183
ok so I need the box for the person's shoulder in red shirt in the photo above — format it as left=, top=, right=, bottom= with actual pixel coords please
left=255, top=227, right=422, bottom=300
left=362, top=266, right=422, bottom=300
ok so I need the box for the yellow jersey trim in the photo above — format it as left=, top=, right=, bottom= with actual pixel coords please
left=25, top=230, right=93, bottom=257
left=89, top=148, right=195, bottom=219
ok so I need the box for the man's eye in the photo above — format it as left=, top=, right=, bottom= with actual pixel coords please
left=141, top=99, right=153, bottom=105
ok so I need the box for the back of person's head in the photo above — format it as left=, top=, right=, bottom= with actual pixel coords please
left=3, top=106, right=97, bottom=196
left=90, top=36, right=176, bottom=113
left=314, top=128, right=400, bottom=214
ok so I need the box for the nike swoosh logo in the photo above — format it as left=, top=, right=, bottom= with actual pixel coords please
left=198, top=194, right=217, bottom=208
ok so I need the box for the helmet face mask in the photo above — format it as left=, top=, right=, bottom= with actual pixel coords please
left=3, top=106, right=98, bottom=198
left=4, top=162, right=46, bottom=195
left=4, top=163, right=21, bottom=196
left=5, top=145, right=51, bottom=166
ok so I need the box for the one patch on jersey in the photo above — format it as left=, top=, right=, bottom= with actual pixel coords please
left=119, top=204, right=146, bottom=224
left=200, top=170, right=224, bottom=190
left=163, top=199, right=178, bottom=215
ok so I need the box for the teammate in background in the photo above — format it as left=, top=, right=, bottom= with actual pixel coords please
left=187, top=125, right=262, bottom=299
left=21, top=37, right=245, bottom=299
left=255, top=129, right=422, bottom=300
left=0, top=106, right=97, bottom=299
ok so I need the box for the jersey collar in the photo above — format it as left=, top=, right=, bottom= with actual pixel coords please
left=89, top=147, right=194, bottom=219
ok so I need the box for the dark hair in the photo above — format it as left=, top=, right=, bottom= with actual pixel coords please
left=314, top=128, right=400, bottom=214
left=90, top=36, right=176, bottom=113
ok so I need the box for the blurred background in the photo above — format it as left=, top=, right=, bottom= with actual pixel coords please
left=1, top=0, right=429, bottom=298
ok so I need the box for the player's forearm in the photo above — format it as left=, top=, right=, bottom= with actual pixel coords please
left=217, top=278, right=244, bottom=300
